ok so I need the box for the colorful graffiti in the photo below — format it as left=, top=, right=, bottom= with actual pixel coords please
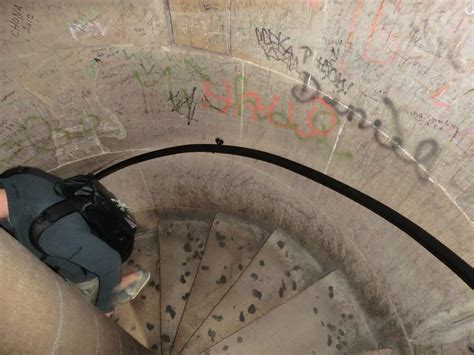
left=201, top=74, right=352, bottom=159
left=203, top=74, right=335, bottom=137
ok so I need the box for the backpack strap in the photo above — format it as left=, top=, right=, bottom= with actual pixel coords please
left=0, top=166, right=62, bottom=183
left=29, top=200, right=78, bottom=255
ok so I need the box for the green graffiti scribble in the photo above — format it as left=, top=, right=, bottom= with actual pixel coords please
left=122, top=48, right=153, bottom=63
left=133, top=71, right=161, bottom=88
left=140, top=63, right=155, bottom=76
left=133, top=66, right=174, bottom=113
left=184, top=58, right=212, bottom=83
left=84, top=60, right=98, bottom=79
left=69, top=6, right=97, bottom=30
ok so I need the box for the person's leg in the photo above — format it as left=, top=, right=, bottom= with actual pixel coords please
left=41, top=227, right=122, bottom=314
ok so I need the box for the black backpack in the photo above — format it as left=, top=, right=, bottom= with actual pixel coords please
left=0, top=166, right=136, bottom=262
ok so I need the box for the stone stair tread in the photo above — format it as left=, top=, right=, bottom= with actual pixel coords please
left=182, top=229, right=325, bottom=354
left=171, top=213, right=270, bottom=354
left=159, top=216, right=213, bottom=355
left=202, top=270, right=379, bottom=355
left=113, top=232, right=161, bottom=353
left=113, top=303, right=148, bottom=348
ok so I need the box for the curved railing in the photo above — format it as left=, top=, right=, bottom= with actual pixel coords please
left=94, top=144, right=474, bottom=289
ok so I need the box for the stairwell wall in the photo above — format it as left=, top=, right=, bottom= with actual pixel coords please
left=0, top=0, right=473, bottom=353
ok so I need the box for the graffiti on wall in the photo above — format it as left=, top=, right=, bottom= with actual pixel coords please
left=168, top=87, right=198, bottom=125
left=69, top=6, right=109, bottom=41
left=255, top=28, right=354, bottom=96
left=290, top=71, right=441, bottom=180
left=9, top=4, right=34, bottom=38
left=200, top=74, right=352, bottom=159
left=0, top=114, right=103, bottom=168
left=253, top=23, right=445, bottom=181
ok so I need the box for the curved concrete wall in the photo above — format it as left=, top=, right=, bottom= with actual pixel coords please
left=1, top=0, right=473, bottom=353
left=0, top=228, right=151, bottom=354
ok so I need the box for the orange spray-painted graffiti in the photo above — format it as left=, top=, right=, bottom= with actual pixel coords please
left=202, top=75, right=337, bottom=140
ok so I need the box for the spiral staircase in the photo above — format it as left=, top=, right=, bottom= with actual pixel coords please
left=111, top=211, right=391, bottom=354
left=0, top=0, right=473, bottom=353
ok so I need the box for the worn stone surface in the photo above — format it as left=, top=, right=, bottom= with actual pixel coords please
left=182, top=229, right=325, bottom=354
left=171, top=213, right=270, bottom=354
left=204, top=271, right=379, bottom=354
left=113, top=232, right=161, bottom=352
left=159, top=216, right=213, bottom=355
left=0, top=1, right=169, bottom=57
left=169, top=0, right=228, bottom=53
left=101, top=164, right=156, bottom=213
left=113, top=303, right=149, bottom=348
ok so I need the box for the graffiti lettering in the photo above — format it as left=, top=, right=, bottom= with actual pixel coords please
left=203, top=80, right=233, bottom=114
left=291, top=71, right=321, bottom=103
left=168, top=87, right=197, bottom=125
left=291, top=75, right=440, bottom=180
left=363, top=0, right=401, bottom=65
left=255, top=28, right=299, bottom=72
left=203, top=75, right=338, bottom=142
left=9, top=4, right=34, bottom=38
left=315, top=49, right=354, bottom=95
left=256, top=29, right=353, bottom=95
left=300, top=46, right=314, bottom=65
left=132, top=66, right=172, bottom=113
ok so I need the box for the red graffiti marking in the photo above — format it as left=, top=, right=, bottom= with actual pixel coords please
left=363, top=0, right=401, bottom=65
left=340, top=0, right=400, bottom=67
left=203, top=80, right=233, bottom=113
left=287, top=98, right=336, bottom=138
left=431, top=84, right=451, bottom=108
left=300, top=0, right=318, bottom=12
left=202, top=79, right=336, bottom=138
left=242, top=91, right=280, bottom=123
left=344, top=0, right=363, bottom=53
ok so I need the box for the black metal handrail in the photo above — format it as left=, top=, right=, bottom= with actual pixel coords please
left=94, top=144, right=473, bottom=289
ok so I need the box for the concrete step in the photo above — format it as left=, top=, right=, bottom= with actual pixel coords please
left=171, top=213, right=270, bottom=354
left=113, top=303, right=149, bottom=348
left=113, top=232, right=161, bottom=353
left=202, top=270, right=379, bottom=355
left=182, top=229, right=325, bottom=354
left=159, top=216, right=213, bottom=355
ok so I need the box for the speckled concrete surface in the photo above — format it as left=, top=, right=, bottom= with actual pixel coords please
left=204, top=271, right=379, bottom=355
left=182, top=229, right=325, bottom=354
left=159, top=216, right=213, bottom=355
left=171, top=214, right=270, bottom=354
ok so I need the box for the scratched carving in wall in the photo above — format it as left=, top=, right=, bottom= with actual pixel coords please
left=9, top=4, right=34, bottom=38
left=0, top=114, right=102, bottom=169
left=255, top=28, right=354, bottom=96
left=69, top=6, right=109, bottom=41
